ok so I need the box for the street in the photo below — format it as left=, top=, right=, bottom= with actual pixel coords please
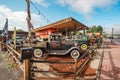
left=100, top=39, right=120, bottom=80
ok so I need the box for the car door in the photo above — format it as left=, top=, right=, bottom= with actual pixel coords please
left=62, top=40, right=74, bottom=50
left=49, top=35, right=62, bottom=50
left=50, top=41, right=61, bottom=50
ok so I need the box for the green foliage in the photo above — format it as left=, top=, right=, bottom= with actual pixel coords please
left=97, top=25, right=103, bottom=34
left=71, top=31, right=82, bottom=35
left=70, top=31, right=83, bottom=39
left=16, top=29, right=24, bottom=32
left=1, top=54, right=7, bottom=61
left=7, top=61, right=14, bottom=69
left=75, top=31, right=82, bottom=35
left=87, top=25, right=103, bottom=34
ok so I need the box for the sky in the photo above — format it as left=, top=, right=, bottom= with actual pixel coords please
left=0, top=0, right=120, bottom=34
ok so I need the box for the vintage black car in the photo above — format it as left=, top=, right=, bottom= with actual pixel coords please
left=7, top=38, right=24, bottom=49
left=33, top=34, right=88, bottom=59
left=66, top=35, right=90, bottom=46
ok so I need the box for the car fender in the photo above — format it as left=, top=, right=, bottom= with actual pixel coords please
left=66, top=46, right=81, bottom=54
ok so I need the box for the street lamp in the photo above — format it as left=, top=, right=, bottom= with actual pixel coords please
left=111, top=27, right=114, bottom=42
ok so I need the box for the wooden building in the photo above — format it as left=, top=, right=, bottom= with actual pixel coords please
left=0, top=31, right=29, bottom=51
left=34, top=17, right=88, bottom=39
left=0, top=30, right=28, bottom=39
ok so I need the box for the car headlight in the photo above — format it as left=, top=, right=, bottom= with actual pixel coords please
left=74, top=42, right=79, bottom=46
left=81, top=44, right=87, bottom=51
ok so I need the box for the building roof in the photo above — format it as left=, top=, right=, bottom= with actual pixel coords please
left=34, top=17, right=88, bottom=32
left=0, top=30, right=28, bottom=35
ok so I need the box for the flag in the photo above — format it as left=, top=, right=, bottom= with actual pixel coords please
left=1, top=18, right=8, bottom=38
left=14, top=27, right=16, bottom=49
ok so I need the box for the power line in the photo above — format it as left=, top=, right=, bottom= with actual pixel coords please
left=30, top=1, right=50, bottom=23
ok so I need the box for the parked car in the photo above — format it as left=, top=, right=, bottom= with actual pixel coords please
left=7, top=38, right=24, bottom=49
left=67, top=35, right=90, bottom=46
left=108, top=36, right=114, bottom=39
left=33, top=34, right=88, bottom=59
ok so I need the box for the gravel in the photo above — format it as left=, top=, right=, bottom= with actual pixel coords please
left=0, top=51, right=23, bottom=80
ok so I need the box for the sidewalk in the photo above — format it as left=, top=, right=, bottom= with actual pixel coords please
left=100, top=39, right=120, bottom=80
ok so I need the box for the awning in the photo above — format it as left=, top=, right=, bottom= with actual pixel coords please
left=34, top=17, right=88, bottom=32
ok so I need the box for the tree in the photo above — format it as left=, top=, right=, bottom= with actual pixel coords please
left=16, top=29, right=24, bottom=32
left=87, top=25, right=103, bottom=34
left=92, top=26, right=97, bottom=32
left=97, top=25, right=103, bottom=34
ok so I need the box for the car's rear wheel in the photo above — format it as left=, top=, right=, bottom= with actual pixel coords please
left=34, top=49, right=43, bottom=58
left=70, top=49, right=80, bottom=59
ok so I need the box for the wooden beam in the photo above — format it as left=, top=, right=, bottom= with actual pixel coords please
left=24, top=59, right=31, bottom=80
left=7, top=45, right=20, bottom=57
left=30, top=59, right=75, bottom=64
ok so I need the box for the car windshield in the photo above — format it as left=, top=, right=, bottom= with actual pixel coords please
left=50, top=35, right=61, bottom=41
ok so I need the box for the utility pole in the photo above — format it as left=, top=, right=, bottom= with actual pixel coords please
left=111, top=28, right=114, bottom=42
left=26, top=0, right=32, bottom=46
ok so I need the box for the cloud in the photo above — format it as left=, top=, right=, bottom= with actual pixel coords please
left=34, top=0, right=118, bottom=18
left=112, top=25, right=120, bottom=34
left=0, top=5, right=41, bottom=31
left=105, top=24, right=120, bottom=34
left=57, top=0, right=118, bottom=18
left=31, top=0, right=50, bottom=7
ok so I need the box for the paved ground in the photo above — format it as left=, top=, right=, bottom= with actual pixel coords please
left=100, top=39, right=120, bottom=80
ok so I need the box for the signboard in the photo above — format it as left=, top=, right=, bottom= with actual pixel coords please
left=20, top=47, right=33, bottom=61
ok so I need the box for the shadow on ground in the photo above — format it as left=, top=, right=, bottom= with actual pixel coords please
left=100, top=51, right=120, bottom=80
left=103, top=40, right=118, bottom=49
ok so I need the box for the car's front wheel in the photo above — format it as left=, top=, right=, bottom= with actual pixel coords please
left=34, top=49, right=43, bottom=58
left=70, top=49, right=80, bottom=59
